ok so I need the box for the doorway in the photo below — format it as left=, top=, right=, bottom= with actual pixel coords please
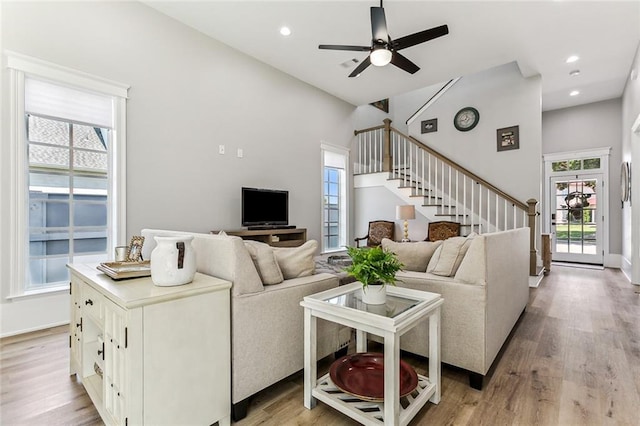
left=550, top=175, right=603, bottom=264
left=543, top=148, right=610, bottom=266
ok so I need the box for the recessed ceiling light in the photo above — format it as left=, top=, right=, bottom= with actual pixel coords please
left=566, top=55, right=579, bottom=63
left=279, top=26, right=291, bottom=36
left=569, top=69, right=581, bottom=77
left=570, top=90, right=580, bottom=96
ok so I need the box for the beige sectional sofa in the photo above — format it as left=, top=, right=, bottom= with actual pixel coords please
left=140, top=229, right=349, bottom=420
left=380, top=227, right=530, bottom=389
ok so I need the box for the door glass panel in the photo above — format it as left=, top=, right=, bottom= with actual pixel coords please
left=552, top=161, right=567, bottom=172
left=583, top=158, right=600, bottom=170
left=568, top=160, right=582, bottom=170
left=553, top=178, right=597, bottom=256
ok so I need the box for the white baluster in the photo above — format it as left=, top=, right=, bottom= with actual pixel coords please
left=463, top=175, right=467, bottom=226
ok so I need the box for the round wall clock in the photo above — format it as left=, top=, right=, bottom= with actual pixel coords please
left=454, top=107, right=480, bottom=132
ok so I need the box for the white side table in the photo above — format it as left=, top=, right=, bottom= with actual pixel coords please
left=301, top=282, right=443, bottom=426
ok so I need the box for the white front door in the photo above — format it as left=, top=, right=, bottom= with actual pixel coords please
left=549, top=174, right=603, bottom=264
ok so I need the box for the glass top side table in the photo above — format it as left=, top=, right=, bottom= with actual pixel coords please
left=301, top=282, right=444, bottom=426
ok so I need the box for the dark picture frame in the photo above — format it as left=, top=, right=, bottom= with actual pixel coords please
left=497, top=125, right=519, bottom=152
left=421, top=118, right=438, bottom=134
left=370, top=98, right=389, bottom=113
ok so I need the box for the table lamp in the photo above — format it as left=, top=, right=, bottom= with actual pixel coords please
left=396, top=205, right=415, bottom=242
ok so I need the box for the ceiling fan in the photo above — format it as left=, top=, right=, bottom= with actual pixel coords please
left=319, top=1, right=449, bottom=77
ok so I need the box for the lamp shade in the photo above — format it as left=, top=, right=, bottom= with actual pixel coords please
left=396, top=205, right=415, bottom=220
left=370, top=47, right=392, bottom=67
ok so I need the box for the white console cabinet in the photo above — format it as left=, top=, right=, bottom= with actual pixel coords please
left=68, top=263, right=231, bottom=425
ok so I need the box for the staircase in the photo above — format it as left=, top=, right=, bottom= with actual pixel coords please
left=354, top=119, right=540, bottom=276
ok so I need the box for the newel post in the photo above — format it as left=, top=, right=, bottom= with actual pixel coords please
left=383, top=118, right=392, bottom=172
left=527, top=199, right=538, bottom=276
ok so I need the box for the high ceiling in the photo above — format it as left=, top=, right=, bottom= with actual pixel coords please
left=146, top=1, right=640, bottom=111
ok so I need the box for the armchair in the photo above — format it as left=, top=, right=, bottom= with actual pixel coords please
left=426, top=221, right=461, bottom=241
left=354, top=220, right=395, bottom=247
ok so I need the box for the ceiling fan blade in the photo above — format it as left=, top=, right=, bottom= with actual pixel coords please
left=319, top=44, right=371, bottom=52
left=390, top=51, right=420, bottom=74
left=370, top=7, right=389, bottom=43
left=393, top=24, right=449, bottom=51
left=349, top=56, right=372, bottom=78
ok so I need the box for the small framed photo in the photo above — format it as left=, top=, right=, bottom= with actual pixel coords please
left=127, top=236, right=145, bottom=262
left=497, top=125, right=519, bottom=152
left=421, top=118, right=438, bottom=134
left=369, top=98, right=389, bottom=113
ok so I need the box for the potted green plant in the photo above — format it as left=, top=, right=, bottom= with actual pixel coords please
left=344, top=245, right=403, bottom=304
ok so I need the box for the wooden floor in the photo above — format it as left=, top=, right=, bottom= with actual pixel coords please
left=1, top=266, right=639, bottom=425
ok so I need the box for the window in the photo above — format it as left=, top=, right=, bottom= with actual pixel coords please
left=6, top=53, right=128, bottom=296
left=551, top=157, right=601, bottom=172
left=321, top=145, right=349, bottom=252
left=27, top=115, right=109, bottom=290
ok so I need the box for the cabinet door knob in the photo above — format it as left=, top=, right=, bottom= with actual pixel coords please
left=85, top=299, right=94, bottom=306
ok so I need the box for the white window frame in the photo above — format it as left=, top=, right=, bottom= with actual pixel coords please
left=6, top=51, right=129, bottom=297
left=321, top=143, right=349, bottom=253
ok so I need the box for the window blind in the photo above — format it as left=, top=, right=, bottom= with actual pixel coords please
left=25, top=77, right=113, bottom=129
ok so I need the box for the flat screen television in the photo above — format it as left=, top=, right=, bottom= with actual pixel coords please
left=241, top=187, right=289, bottom=228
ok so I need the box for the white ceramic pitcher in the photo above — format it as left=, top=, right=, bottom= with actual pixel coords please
left=150, top=235, right=196, bottom=286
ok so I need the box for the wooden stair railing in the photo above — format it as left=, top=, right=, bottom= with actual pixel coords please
left=355, top=119, right=540, bottom=276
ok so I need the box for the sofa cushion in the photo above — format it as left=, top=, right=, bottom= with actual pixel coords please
left=381, top=238, right=442, bottom=272
left=454, top=234, right=487, bottom=285
left=426, top=233, right=476, bottom=277
left=243, top=241, right=284, bottom=285
left=273, top=240, right=318, bottom=279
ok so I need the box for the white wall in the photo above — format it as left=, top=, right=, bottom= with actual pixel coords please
left=354, top=187, right=429, bottom=242
left=542, top=99, right=623, bottom=257
left=621, top=42, right=640, bottom=284
left=352, top=82, right=443, bottom=134
left=407, top=62, right=542, bottom=205
left=0, top=1, right=355, bottom=336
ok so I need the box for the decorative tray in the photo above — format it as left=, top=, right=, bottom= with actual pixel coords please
left=327, top=255, right=352, bottom=266
left=329, top=352, right=418, bottom=401
left=97, top=261, right=151, bottom=280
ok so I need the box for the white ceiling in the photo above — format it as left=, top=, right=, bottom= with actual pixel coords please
left=146, top=1, right=640, bottom=111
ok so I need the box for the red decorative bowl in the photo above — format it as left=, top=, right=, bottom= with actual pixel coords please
left=329, top=352, right=418, bottom=401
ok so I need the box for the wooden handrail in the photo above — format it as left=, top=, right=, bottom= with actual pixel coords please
left=354, top=124, right=385, bottom=136
left=390, top=126, right=529, bottom=212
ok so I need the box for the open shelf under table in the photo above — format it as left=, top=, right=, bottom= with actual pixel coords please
left=312, top=372, right=436, bottom=426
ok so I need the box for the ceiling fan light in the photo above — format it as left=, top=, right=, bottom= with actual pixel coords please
left=370, top=48, right=392, bottom=66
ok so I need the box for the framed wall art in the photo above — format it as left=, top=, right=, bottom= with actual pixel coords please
left=497, top=125, right=519, bottom=152
left=421, top=118, right=438, bottom=134
left=370, top=98, right=389, bottom=113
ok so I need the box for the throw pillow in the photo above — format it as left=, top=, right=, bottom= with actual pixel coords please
left=381, top=238, right=442, bottom=272
left=426, top=233, right=477, bottom=277
left=243, top=240, right=284, bottom=285
left=273, top=240, right=318, bottom=279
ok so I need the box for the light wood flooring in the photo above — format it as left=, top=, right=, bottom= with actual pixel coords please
left=1, top=266, right=639, bottom=425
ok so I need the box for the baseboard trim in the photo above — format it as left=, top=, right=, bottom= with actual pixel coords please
left=0, top=321, right=70, bottom=339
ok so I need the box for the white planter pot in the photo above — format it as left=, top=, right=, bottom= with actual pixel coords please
left=361, top=284, right=387, bottom=305
left=151, top=235, right=196, bottom=286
